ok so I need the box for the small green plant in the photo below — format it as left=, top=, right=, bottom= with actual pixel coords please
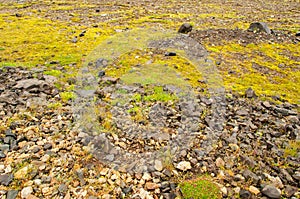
left=144, top=86, right=178, bottom=102
left=44, top=69, right=62, bottom=77
left=60, top=91, right=75, bottom=102
left=284, top=140, right=300, bottom=158
left=47, top=102, right=63, bottom=109
left=179, top=176, right=221, bottom=199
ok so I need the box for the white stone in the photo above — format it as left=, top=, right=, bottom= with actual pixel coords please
left=154, top=160, right=163, bottom=171
left=215, top=157, right=225, bottom=168
left=176, top=161, right=192, bottom=171
left=21, top=186, right=33, bottom=198
left=142, top=172, right=152, bottom=181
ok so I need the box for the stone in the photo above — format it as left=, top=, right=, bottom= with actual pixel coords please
left=284, top=185, right=297, bottom=198
left=215, top=157, right=225, bottom=168
left=0, top=151, right=6, bottom=158
left=15, top=166, right=30, bottom=180
left=145, top=182, right=159, bottom=190
left=261, top=185, right=281, bottom=199
left=248, top=22, right=271, bottom=34
left=242, top=169, right=260, bottom=184
left=176, top=161, right=192, bottom=171
left=239, top=189, right=251, bottom=199
left=142, top=173, right=152, bottom=181
left=178, top=23, right=193, bottom=34
left=220, top=186, right=228, bottom=196
left=26, top=194, right=39, bottom=199
left=249, top=186, right=260, bottom=195
left=245, top=87, right=256, bottom=98
left=154, top=160, right=163, bottom=171
left=21, top=186, right=33, bottom=199
left=6, top=190, right=19, bottom=199
left=58, top=183, right=68, bottom=193
left=0, top=173, right=13, bottom=186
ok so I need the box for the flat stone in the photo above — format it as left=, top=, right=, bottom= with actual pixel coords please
left=21, top=186, right=33, bottom=199
left=154, top=160, right=163, bottom=171
left=6, top=190, right=19, bottom=199
left=261, top=185, right=281, bottom=199
left=15, top=166, right=30, bottom=180
left=0, top=173, right=13, bottom=186
left=284, top=185, right=297, bottom=198
left=176, top=161, right=191, bottom=171
left=249, top=186, right=260, bottom=195
left=145, top=182, right=159, bottom=190
left=215, top=157, right=225, bottom=168
left=26, top=194, right=39, bottom=199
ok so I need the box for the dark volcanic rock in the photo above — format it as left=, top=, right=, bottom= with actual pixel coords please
left=261, top=185, right=281, bottom=199
left=239, top=189, right=252, bottom=199
left=248, top=22, right=271, bottom=34
left=178, top=23, right=193, bottom=34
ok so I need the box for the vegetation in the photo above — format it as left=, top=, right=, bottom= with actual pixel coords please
left=179, top=176, right=221, bottom=199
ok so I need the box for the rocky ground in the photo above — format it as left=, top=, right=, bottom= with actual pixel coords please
left=0, top=0, right=299, bottom=199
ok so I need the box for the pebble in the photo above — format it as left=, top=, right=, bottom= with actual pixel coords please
left=249, top=185, right=260, bottom=195
left=215, top=157, right=225, bottom=168
left=145, top=182, right=159, bottom=190
left=176, top=161, right=191, bottom=171
left=6, top=190, right=19, bottom=199
left=154, top=160, right=163, bottom=171
left=21, top=186, right=33, bottom=198
left=0, top=173, right=13, bottom=186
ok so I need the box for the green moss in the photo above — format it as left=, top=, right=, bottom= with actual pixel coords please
left=144, top=86, right=178, bottom=102
left=284, top=140, right=300, bottom=158
left=179, top=176, right=221, bottom=199
left=44, top=69, right=62, bottom=77
left=60, top=91, right=75, bottom=102
left=206, top=41, right=300, bottom=104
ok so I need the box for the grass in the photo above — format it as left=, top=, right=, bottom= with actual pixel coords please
left=179, top=176, right=221, bottom=199
left=284, top=140, right=300, bottom=158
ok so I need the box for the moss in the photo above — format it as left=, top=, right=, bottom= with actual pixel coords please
left=60, top=91, right=75, bottom=102
left=206, top=41, right=300, bottom=104
left=44, top=69, right=62, bottom=77
left=179, top=176, right=221, bottom=199
left=284, top=140, right=300, bottom=158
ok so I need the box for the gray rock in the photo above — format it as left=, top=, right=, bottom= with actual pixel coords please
left=242, top=169, right=260, bottom=184
left=6, top=190, right=19, bottom=199
left=178, top=23, right=193, bottom=34
left=261, top=185, right=281, bottom=199
left=0, top=173, right=14, bottom=186
left=248, top=22, right=271, bottom=34
left=239, top=189, right=251, bottom=199
left=58, top=183, right=68, bottom=194
left=245, top=87, right=256, bottom=98
left=284, top=185, right=297, bottom=198
left=0, top=151, right=6, bottom=158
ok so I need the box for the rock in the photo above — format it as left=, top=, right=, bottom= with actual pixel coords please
left=178, top=23, right=193, bottom=34
left=284, top=185, right=297, bottom=198
left=242, top=169, right=260, bottom=184
left=0, top=151, right=6, bottom=158
left=142, top=173, right=152, bottom=181
left=154, top=160, right=163, bottom=171
left=14, top=79, right=50, bottom=91
left=26, top=194, right=39, bottom=199
left=245, top=87, right=256, bottom=98
left=296, top=32, right=300, bottom=37
left=292, top=171, right=300, bottom=181
left=261, top=185, right=281, bottom=199
left=58, top=183, right=68, bottom=194
left=220, top=186, right=228, bottom=196
left=249, top=186, right=260, bottom=195
left=43, top=143, right=52, bottom=150
left=215, top=157, right=225, bottom=168
left=6, top=190, right=19, bottom=199
left=165, top=52, right=177, bottom=56
left=248, top=22, right=271, bottom=34
left=239, top=189, right=251, bottom=199
left=145, top=182, right=159, bottom=190
left=176, top=161, right=192, bottom=171
left=15, top=166, right=30, bottom=180
left=71, top=37, right=78, bottom=43
left=21, top=186, right=33, bottom=198
left=0, top=173, right=13, bottom=186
